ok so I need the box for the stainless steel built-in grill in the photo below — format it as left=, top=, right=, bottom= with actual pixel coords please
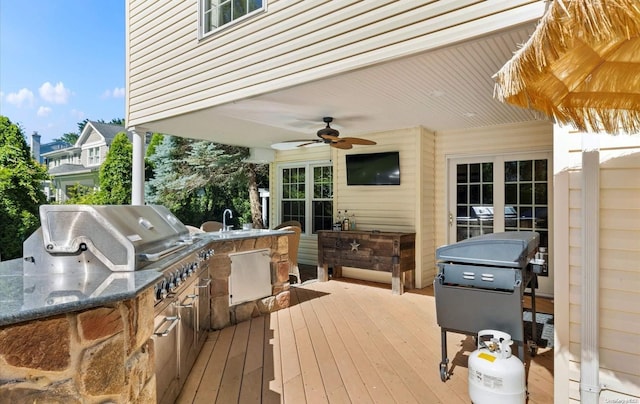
left=22, top=204, right=214, bottom=404
left=434, top=231, right=546, bottom=382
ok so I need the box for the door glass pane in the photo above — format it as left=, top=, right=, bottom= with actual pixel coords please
left=504, top=159, right=549, bottom=249
left=455, top=162, right=493, bottom=241
left=312, top=165, right=333, bottom=233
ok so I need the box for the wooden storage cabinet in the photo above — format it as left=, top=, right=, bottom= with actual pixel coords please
left=317, top=230, right=415, bottom=294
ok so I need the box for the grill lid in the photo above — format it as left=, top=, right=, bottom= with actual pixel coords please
left=23, top=204, right=193, bottom=272
left=436, top=231, right=540, bottom=268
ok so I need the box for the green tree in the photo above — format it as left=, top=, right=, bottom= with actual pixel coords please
left=145, top=136, right=268, bottom=228
left=54, top=132, right=79, bottom=145
left=76, top=118, right=124, bottom=134
left=99, top=132, right=132, bottom=204
left=77, top=118, right=90, bottom=134
left=0, top=116, right=49, bottom=259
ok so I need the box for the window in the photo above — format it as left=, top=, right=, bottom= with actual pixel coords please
left=201, top=0, right=265, bottom=35
left=279, top=162, right=333, bottom=234
left=88, top=147, right=100, bottom=166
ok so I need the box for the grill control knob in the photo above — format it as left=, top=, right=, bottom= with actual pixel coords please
left=156, top=286, right=167, bottom=301
left=155, top=281, right=167, bottom=300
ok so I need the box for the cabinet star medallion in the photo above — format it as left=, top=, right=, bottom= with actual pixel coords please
left=350, top=240, right=360, bottom=252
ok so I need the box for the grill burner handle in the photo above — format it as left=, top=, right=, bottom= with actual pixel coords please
left=139, top=242, right=189, bottom=262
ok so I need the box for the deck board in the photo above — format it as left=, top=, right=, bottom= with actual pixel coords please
left=178, top=278, right=554, bottom=403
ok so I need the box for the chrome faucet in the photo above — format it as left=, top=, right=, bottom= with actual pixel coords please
left=223, top=209, right=233, bottom=231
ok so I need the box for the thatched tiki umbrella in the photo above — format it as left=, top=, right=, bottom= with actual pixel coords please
left=495, top=1, right=639, bottom=403
left=494, top=0, right=640, bottom=134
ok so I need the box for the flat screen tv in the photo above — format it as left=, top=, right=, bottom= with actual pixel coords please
left=345, top=151, right=400, bottom=185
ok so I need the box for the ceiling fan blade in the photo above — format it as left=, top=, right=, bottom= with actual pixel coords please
left=319, top=133, right=340, bottom=141
left=297, top=140, right=322, bottom=147
left=342, top=137, right=377, bottom=145
left=331, top=141, right=353, bottom=150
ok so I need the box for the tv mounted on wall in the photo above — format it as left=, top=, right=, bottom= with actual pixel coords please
left=345, top=151, right=400, bottom=185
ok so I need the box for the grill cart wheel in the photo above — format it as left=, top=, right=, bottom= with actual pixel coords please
left=439, top=362, right=450, bottom=382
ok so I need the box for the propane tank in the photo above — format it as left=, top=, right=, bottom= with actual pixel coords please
left=468, top=330, right=526, bottom=404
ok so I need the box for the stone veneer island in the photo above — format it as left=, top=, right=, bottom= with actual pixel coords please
left=0, top=230, right=292, bottom=403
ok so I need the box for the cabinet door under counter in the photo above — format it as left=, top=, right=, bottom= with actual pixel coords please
left=317, top=230, right=415, bottom=294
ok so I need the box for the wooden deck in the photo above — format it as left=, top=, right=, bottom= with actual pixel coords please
left=177, top=277, right=554, bottom=404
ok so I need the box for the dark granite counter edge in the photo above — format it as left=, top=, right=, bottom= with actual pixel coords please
left=0, top=268, right=162, bottom=327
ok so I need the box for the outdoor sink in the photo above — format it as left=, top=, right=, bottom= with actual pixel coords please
left=203, top=228, right=286, bottom=240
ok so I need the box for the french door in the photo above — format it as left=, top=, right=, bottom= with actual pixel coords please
left=448, top=153, right=551, bottom=253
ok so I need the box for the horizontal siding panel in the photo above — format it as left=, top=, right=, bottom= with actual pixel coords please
left=600, top=268, right=640, bottom=293
left=601, top=209, right=640, bottom=231
left=601, top=249, right=640, bottom=272
left=570, top=306, right=640, bottom=336
left=568, top=361, right=640, bottom=399
left=600, top=329, right=640, bottom=355
left=568, top=342, right=640, bottom=380
left=600, top=228, right=640, bottom=251
left=601, top=168, right=640, bottom=188
left=601, top=189, right=640, bottom=210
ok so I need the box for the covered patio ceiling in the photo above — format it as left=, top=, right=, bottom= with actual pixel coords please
left=140, top=22, right=547, bottom=150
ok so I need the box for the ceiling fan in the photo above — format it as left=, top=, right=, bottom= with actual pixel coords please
left=273, top=117, right=376, bottom=150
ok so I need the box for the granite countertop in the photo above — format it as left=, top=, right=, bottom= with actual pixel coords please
left=0, top=258, right=162, bottom=327
left=0, top=228, right=290, bottom=327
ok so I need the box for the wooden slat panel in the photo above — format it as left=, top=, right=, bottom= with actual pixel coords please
left=191, top=326, right=235, bottom=403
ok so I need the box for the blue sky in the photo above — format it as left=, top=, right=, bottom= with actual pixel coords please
left=0, top=1, right=125, bottom=144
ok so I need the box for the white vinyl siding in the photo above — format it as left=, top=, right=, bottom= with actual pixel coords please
left=555, top=129, right=640, bottom=402
left=126, top=0, right=544, bottom=126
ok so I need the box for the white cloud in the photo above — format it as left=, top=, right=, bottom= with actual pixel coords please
left=70, top=109, right=85, bottom=120
left=37, top=106, right=52, bottom=117
left=113, top=87, right=125, bottom=98
left=39, top=82, right=71, bottom=104
left=5, top=88, right=35, bottom=107
left=102, top=87, right=125, bottom=98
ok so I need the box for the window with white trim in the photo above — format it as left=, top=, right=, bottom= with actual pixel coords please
left=201, top=0, right=265, bottom=36
left=279, top=162, right=333, bottom=234
left=88, top=147, right=100, bottom=166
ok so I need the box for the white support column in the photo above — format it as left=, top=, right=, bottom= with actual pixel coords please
left=259, top=188, right=269, bottom=228
left=580, top=133, right=601, bottom=404
left=130, top=128, right=146, bottom=206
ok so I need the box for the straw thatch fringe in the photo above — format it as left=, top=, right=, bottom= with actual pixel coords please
left=494, top=0, right=640, bottom=134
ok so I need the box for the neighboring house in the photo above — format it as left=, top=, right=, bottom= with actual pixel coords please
left=125, top=2, right=639, bottom=402
left=30, top=132, right=72, bottom=200
left=40, top=121, right=132, bottom=202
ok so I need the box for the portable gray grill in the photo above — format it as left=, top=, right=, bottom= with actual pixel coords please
left=434, top=231, right=546, bottom=382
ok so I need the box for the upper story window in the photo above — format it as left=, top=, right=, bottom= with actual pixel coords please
left=88, top=147, right=101, bottom=166
left=201, top=0, right=265, bottom=36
